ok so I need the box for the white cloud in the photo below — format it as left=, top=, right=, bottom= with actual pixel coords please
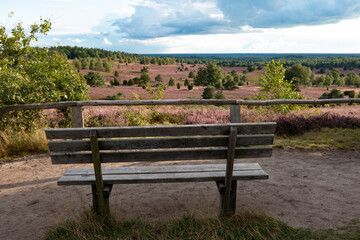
left=72, top=39, right=84, bottom=43
left=103, top=38, right=112, bottom=45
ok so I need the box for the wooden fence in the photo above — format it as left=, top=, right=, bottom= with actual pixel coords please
left=1, top=98, right=359, bottom=127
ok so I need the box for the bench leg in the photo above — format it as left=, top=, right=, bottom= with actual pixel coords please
left=216, top=180, right=237, bottom=215
left=91, top=184, right=113, bottom=215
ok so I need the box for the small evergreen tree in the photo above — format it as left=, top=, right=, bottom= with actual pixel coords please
left=168, top=76, right=175, bottom=86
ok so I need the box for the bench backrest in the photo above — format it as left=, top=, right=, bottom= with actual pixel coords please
left=45, top=122, right=276, bottom=165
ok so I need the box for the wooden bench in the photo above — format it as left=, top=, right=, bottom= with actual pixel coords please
left=45, top=122, right=276, bottom=216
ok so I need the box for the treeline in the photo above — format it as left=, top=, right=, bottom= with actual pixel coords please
left=149, top=54, right=360, bottom=69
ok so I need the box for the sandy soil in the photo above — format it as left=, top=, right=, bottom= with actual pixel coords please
left=1, top=149, right=359, bottom=240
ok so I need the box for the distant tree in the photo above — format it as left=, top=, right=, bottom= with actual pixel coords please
left=114, top=70, right=119, bottom=76
left=247, top=64, right=256, bottom=72
left=141, top=67, right=148, bottom=73
left=230, top=70, right=238, bottom=78
left=168, top=76, right=175, bottom=86
left=84, top=71, right=105, bottom=87
left=113, top=78, right=120, bottom=86
left=284, top=64, right=314, bottom=86
left=202, top=86, right=215, bottom=99
left=128, top=78, right=134, bottom=86
left=140, top=72, right=151, bottom=86
left=184, top=78, right=190, bottom=86
left=155, top=74, right=163, bottom=82
left=187, top=84, right=194, bottom=90
left=123, top=80, right=128, bottom=85
left=223, top=74, right=238, bottom=90
left=188, top=71, right=196, bottom=79
left=215, top=91, right=226, bottom=99
left=319, top=89, right=344, bottom=99
left=194, top=63, right=223, bottom=88
left=73, top=58, right=82, bottom=71
left=177, top=82, right=181, bottom=89
left=345, top=71, right=360, bottom=87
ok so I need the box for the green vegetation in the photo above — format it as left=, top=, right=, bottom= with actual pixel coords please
left=254, top=60, right=304, bottom=113
left=195, top=63, right=223, bottom=88
left=0, top=16, right=88, bottom=130
left=168, top=76, right=175, bottom=86
left=284, top=63, right=314, bottom=87
left=84, top=71, right=105, bottom=87
left=275, top=128, right=360, bottom=150
left=44, top=209, right=360, bottom=240
left=319, top=89, right=344, bottom=99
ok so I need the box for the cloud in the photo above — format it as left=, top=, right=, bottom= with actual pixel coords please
left=105, top=0, right=360, bottom=39
left=217, top=0, right=360, bottom=28
left=72, top=39, right=84, bottom=43
left=103, top=37, right=112, bottom=45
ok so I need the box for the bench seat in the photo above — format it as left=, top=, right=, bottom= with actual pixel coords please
left=58, top=163, right=269, bottom=185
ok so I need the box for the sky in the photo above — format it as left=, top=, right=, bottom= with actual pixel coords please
left=1, top=0, right=360, bottom=54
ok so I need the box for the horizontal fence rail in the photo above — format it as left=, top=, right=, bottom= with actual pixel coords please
left=1, top=98, right=359, bottom=112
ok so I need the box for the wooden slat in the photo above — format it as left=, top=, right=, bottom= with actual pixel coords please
left=50, top=147, right=272, bottom=164
left=45, top=122, right=276, bottom=139
left=58, top=169, right=268, bottom=185
left=90, top=131, right=106, bottom=215
left=224, top=126, right=237, bottom=215
left=48, top=134, right=274, bottom=152
left=63, top=163, right=264, bottom=176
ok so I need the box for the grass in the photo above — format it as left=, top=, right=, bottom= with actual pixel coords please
left=0, top=128, right=48, bottom=162
left=43, top=210, right=315, bottom=240
left=43, top=209, right=360, bottom=240
left=274, top=128, right=360, bottom=150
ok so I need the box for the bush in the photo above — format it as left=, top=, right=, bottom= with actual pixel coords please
left=188, top=84, right=194, bottom=90
left=184, top=78, right=189, bottom=86
left=128, top=78, right=134, bottom=86
left=344, top=90, right=355, bottom=98
left=215, top=91, right=226, bottom=99
left=114, top=70, right=119, bottom=77
left=168, top=77, right=175, bottom=86
left=114, top=78, right=120, bottom=86
left=319, top=89, right=344, bottom=99
left=123, top=80, right=128, bottom=85
left=202, top=86, right=215, bottom=99
left=177, top=82, right=181, bottom=89
left=84, top=71, right=105, bottom=87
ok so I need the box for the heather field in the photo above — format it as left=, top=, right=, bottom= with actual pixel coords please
left=83, top=62, right=360, bottom=100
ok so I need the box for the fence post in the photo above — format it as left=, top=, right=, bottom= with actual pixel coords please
left=71, top=106, right=84, bottom=128
left=230, top=104, right=240, bottom=123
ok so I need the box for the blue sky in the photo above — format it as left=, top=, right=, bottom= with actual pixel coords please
left=1, top=0, right=360, bottom=53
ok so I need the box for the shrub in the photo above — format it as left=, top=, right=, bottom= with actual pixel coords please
left=155, top=74, right=163, bottom=82
left=168, top=77, right=175, bottom=86
left=114, top=70, right=119, bottom=77
left=123, top=80, right=128, bottom=85
left=184, top=78, right=189, bottom=86
left=84, top=71, right=105, bottom=87
left=128, top=78, right=134, bottom=86
left=215, top=91, right=226, bottom=99
left=177, top=82, right=181, bottom=89
left=188, top=84, right=194, bottom=90
left=202, top=86, right=215, bottom=99
left=319, top=89, right=344, bottom=99
left=114, top=78, right=120, bottom=86
left=344, top=90, right=355, bottom=98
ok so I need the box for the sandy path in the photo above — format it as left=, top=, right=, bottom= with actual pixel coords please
left=0, top=149, right=359, bottom=240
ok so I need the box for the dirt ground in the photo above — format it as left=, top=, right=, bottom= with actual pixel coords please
left=1, top=149, right=359, bottom=240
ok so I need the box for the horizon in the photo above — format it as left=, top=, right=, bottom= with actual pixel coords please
left=2, top=1, right=360, bottom=54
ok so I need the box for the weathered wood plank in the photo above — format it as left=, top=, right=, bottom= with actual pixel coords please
left=71, top=106, right=84, bottom=128
left=223, top=127, right=237, bottom=215
left=2, top=98, right=360, bottom=113
left=50, top=147, right=272, bottom=164
left=90, top=131, right=106, bottom=215
left=58, top=169, right=269, bottom=185
left=45, top=122, right=276, bottom=139
left=48, top=134, right=275, bottom=152
left=230, top=105, right=241, bottom=123
left=63, top=163, right=264, bottom=176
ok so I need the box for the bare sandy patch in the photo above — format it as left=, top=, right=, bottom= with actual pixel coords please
left=0, top=149, right=359, bottom=239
